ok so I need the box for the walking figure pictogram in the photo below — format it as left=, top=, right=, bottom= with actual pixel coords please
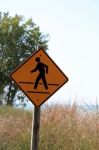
left=31, top=57, right=48, bottom=89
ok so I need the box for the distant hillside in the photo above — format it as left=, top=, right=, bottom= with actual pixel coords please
left=0, top=104, right=98, bottom=150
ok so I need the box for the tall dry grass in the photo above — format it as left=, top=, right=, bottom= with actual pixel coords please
left=40, top=103, right=99, bottom=150
left=0, top=106, right=32, bottom=150
left=0, top=103, right=99, bottom=150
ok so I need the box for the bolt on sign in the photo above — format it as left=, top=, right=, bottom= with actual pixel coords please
left=10, top=49, right=68, bottom=106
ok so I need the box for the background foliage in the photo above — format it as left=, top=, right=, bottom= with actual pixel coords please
left=0, top=12, right=48, bottom=106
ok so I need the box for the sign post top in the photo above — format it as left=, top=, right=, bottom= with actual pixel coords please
left=10, top=49, right=68, bottom=106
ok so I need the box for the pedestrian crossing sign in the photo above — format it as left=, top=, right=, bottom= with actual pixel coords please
left=10, top=49, right=68, bottom=106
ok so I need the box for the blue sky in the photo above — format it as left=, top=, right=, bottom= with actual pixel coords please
left=0, top=0, right=99, bottom=105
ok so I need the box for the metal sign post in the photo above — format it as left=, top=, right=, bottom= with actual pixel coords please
left=31, top=106, right=41, bottom=150
left=10, top=46, right=68, bottom=150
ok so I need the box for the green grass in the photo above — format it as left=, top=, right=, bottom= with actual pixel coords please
left=0, top=104, right=98, bottom=150
left=0, top=106, right=32, bottom=150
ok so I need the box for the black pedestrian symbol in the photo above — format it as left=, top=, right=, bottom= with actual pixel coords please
left=31, top=57, right=48, bottom=90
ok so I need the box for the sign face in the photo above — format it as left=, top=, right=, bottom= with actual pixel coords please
left=10, top=49, right=68, bottom=106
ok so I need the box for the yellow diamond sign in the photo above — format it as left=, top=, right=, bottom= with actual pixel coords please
left=10, top=49, right=68, bottom=106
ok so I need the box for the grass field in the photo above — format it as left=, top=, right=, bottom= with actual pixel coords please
left=0, top=103, right=98, bottom=150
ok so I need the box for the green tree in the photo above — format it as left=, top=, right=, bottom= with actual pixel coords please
left=0, top=12, right=48, bottom=106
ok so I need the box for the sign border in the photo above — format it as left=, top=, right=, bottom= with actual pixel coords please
left=10, top=49, right=69, bottom=107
